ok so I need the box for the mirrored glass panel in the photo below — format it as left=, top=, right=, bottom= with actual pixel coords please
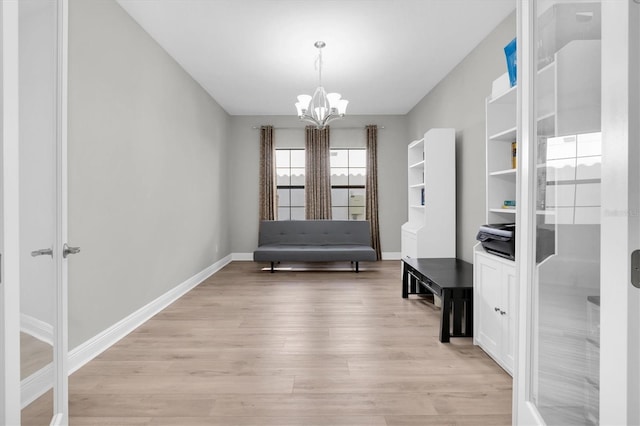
left=532, top=1, right=601, bottom=424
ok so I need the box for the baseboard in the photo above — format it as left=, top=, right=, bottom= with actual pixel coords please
left=236, top=252, right=402, bottom=261
left=68, top=254, right=232, bottom=375
left=20, top=313, right=53, bottom=345
left=381, top=252, right=401, bottom=260
left=232, top=252, right=253, bottom=261
left=21, top=363, right=52, bottom=409
left=20, top=254, right=233, bottom=408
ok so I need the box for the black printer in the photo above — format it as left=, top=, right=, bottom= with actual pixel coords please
left=476, top=223, right=516, bottom=260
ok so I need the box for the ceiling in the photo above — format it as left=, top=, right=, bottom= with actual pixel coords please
left=116, top=0, right=516, bottom=116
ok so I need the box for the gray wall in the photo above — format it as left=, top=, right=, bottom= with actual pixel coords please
left=229, top=115, right=408, bottom=256
left=68, top=0, right=231, bottom=349
left=407, top=12, right=516, bottom=262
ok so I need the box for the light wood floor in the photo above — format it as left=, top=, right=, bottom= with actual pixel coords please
left=23, top=260, right=512, bottom=425
left=21, top=332, right=53, bottom=380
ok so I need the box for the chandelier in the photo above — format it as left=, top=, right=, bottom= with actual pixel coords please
left=295, top=41, right=348, bottom=129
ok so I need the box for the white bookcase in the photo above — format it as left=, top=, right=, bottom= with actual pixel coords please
left=474, top=39, right=601, bottom=377
left=401, top=128, right=455, bottom=259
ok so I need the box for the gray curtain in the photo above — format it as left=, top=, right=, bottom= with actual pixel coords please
left=259, top=125, right=276, bottom=221
left=305, top=126, right=332, bottom=220
left=366, top=125, right=382, bottom=260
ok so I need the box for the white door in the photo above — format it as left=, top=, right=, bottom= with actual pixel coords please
left=17, top=0, right=69, bottom=424
left=1, top=1, right=21, bottom=425
left=515, top=1, right=640, bottom=425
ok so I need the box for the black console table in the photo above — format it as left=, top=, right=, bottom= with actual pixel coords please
left=401, top=257, right=474, bottom=342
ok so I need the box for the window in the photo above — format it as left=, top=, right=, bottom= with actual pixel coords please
left=276, top=149, right=305, bottom=220
left=330, top=149, right=366, bottom=220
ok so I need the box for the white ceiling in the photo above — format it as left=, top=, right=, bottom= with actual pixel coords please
left=116, top=0, right=515, bottom=116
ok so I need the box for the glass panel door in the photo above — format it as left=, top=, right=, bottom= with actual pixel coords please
left=18, top=0, right=68, bottom=424
left=531, top=1, right=602, bottom=424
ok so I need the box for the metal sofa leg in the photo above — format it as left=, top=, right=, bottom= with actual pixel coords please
left=271, top=262, right=275, bottom=273
left=355, top=262, right=359, bottom=273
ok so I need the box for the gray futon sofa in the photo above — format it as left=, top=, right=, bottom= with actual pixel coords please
left=253, top=220, right=377, bottom=272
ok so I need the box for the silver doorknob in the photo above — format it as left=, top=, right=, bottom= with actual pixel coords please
left=31, top=248, right=53, bottom=257
left=63, top=243, right=80, bottom=258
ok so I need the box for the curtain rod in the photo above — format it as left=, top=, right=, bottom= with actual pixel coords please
left=251, top=125, right=385, bottom=130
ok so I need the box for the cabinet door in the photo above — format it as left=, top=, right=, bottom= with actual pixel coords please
left=501, top=263, right=517, bottom=374
left=475, top=254, right=502, bottom=359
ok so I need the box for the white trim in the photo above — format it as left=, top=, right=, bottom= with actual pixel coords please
left=1, top=1, right=21, bottom=424
left=21, top=363, right=52, bottom=409
left=515, top=1, right=543, bottom=424
left=231, top=252, right=253, bottom=261
left=20, top=314, right=53, bottom=346
left=54, top=0, right=69, bottom=422
left=381, top=252, right=401, bottom=260
left=68, top=255, right=231, bottom=374
left=19, top=256, right=232, bottom=408
left=50, top=413, right=64, bottom=426
left=234, top=252, right=402, bottom=261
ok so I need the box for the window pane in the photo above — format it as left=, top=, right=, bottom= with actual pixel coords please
left=276, top=169, right=290, bottom=186
left=278, top=208, right=290, bottom=221
left=290, top=207, right=305, bottom=220
left=331, top=188, right=349, bottom=206
left=276, top=150, right=290, bottom=168
left=331, top=168, right=349, bottom=186
left=332, top=207, right=348, bottom=220
left=349, top=189, right=365, bottom=206
left=349, top=168, right=366, bottom=186
left=277, top=188, right=290, bottom=207
left=348, top=205, right=365, bottom=220
left=330, top=150, right=348, bottom=167
left=349, top=149, right=366, bottom=167
left=291, top=168, right=305, bottom=186
left=290, top=188, right=305, bottom=207
left=290, top=149, right=305, bottom=167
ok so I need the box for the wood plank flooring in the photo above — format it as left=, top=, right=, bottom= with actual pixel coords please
left=23, top=260, right=512, bottom=425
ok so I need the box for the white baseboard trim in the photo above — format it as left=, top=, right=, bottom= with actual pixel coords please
left=68, top=254, right=232, bottom=375
left=382, top=252, right=401, bottom=260
left=20, top=313, right=53, bottom=345
left=231, top=252, right=253, bottom=261
left=235, top=252, right=402, bottom=261
left=21, top=363, right=52, bottom=409
left=20, top=254, right=233, bottom=409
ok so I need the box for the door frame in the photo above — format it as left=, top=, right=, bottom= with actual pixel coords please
left=515, top=0, right=640, bottom=424
left=1, top=1, right=21, bottom=424
left=51, top=0, right=69, bottom=423
left=2, top=0, right=69, bottom=424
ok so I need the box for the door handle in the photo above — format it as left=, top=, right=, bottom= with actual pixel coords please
left=31, top=248, right=53, bottom=257
left=63, top=243, right=80, bottom=258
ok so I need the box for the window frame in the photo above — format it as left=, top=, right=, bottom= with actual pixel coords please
left=330, top=148, right=367, bottom=221
left=275, top=148, right=305, bottom=220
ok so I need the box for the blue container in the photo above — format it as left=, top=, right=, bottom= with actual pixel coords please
left=504, top=37, right=517, bottom=87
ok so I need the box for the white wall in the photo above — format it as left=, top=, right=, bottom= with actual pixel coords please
left=407, top=12, right=516, bottom=263
left=229, top=115, right=408, bottom=256
left=67, top=0, right=231, bottom=349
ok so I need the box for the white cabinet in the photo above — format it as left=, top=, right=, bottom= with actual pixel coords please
left=401, top=128, right=455, bottom=259
left=474, top=247, right=516, bottom=375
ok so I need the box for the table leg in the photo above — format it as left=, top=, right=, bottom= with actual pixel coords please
left=465, top=289, right=473, bottom=336
left=452, top=294, right=464, bottom=336
left=439, top=290, right=451, bottom=343
left=402, top=262, right=408, bottom=298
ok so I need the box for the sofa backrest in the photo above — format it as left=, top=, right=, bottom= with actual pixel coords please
left=258, top=220, right=372, bottom=246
